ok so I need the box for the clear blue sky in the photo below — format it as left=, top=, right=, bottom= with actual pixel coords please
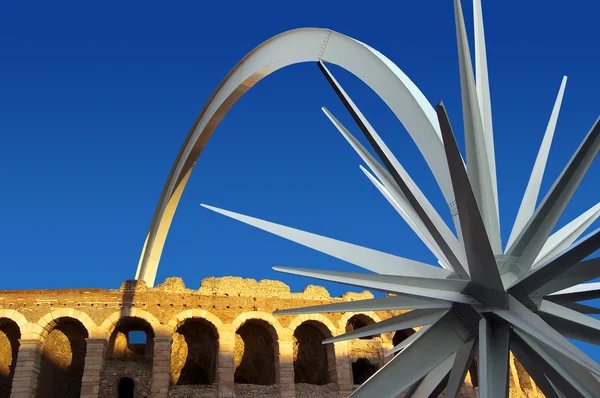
left=1, top=0, right=599, bottom=352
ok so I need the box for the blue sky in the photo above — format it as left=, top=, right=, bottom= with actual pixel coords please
left=1, top=0, right=600, bottom=354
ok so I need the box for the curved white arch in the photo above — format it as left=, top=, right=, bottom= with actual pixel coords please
left=136, top=28, right=453, bottom=286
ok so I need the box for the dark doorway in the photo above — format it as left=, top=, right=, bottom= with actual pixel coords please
left=234, top=320, right=277, bottom=385
left=293, top=322, right=330, bottom=385
left=118, top=377, right=134, bottom=398
left=352, top=358, right=377, bottom=385
left=345, top=315, right=377, bottom=340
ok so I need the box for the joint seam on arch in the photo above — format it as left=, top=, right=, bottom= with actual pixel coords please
left=318, top=30, right=332, bottom=60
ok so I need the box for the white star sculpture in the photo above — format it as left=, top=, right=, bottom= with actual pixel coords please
left=201, top=0, right=600, bottom=396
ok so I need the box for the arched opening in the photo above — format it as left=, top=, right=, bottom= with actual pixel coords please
left=392, top=328, right=416, bottom=356
left=37, top=317, right=88, bottom=398
left=352, top=358, right=376, bottom=385
left=0, top=319, right=20, bottom=398
left=109, top=318, right=154, bottom=359
left=171, top=318, right=218, bottom=385
left=293, top=321, right=331, bottom=385
left=118, top=377, right=135, bottom=398
left=100, top=317, right=154, bottom=398
left=346, top=315, right=377, bottom=339
left=234, top=319, right=277, bottom=385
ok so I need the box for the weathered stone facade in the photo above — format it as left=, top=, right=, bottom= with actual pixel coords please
left=0, top=277, right=542, bottom=397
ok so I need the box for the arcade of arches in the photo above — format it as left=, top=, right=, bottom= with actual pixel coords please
left=0, top=277, right=542, bottom=398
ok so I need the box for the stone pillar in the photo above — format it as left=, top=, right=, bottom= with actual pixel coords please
left=150, top=334, right=172, bottom=398
left=333, top=341, right=354, bottom=398
left=217, top=327, right=235, bottom=398
left=10, top=339, right=44, bottom=398
left=277, top=337, right=295, bottom=398
left=80, top=338, right=108, bottom=398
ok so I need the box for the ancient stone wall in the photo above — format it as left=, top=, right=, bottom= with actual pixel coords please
left=0, top=277, right=542, bottom=398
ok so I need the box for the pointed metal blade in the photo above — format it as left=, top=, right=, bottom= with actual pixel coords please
left=511, top=331, right=578, bottom=398
left=359, top=164, right=453, bottom=271
left=549, top=282, right=600, bottom=303
left=437, top=102, right=506, bottom=307
left=384, top=326, right=431, bottom=357
left=319, top=62, right=470, bottom=279
left=506, top=116, right=600, bottom=271
left=445, top=338, right=476, bottom=397
left=507, top=77, right=568, bottom=249
left=201, top=204, right=452, bottom=279
left=323, top=309, right=447, bottom=344
left=348, top=304, right=480, bottom=397
left=473, top=0, right=498, bottom=223
left=494, top=296, right=600, bottom=375
left=273, top=266, right=478, bottom=304
left=533, top=202, right=600, bottom=268
left=405, top=353, right=455, bottom=397
left=539, top=300, right=600, bottom=345
left=557, top=302, right=600, bottom=315
left=454, top=0, right=501, bottom=254
left=530, top=258, right=600, bottom=297
left=511, top=227, right=600, bottom=295
left=515, top=329, right=600, bottom=397
left=323, top=106, right=463, bottom=271
left=273, top=295, right=449, bottom=316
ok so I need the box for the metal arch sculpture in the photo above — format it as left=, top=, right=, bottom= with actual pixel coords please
left=139, top=0, right=600, bottom=397
left=135, top=28, right=464, bottom=287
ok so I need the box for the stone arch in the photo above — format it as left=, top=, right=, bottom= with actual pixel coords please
left=289, top=316, right=338, bottom=386
left=391, top=327, right=416, bottom=355
left=338, top=312, right=382, bottom=333
left=0, top=315, right=22, bottom=398
left=339, top=312, right=383, bottom=386
left=100, top=309, right=160, bottom=337
left=288, top=314, right=336, bottom=338
left=231, top=311, right=285, bottom=334
left=135, top=27, right=456, bottom=288
left=36, top=316, right=89, bottom=398
left=232, top=312, right=281, bottom=386
left=0, top=310, right=28, bottom=329
left=36, top=309, right=96, bottom=340
left=104, top=315, right=156, bottom=359
left=167, top=309, right=224, bottom=331
left=168, top=310, right=222, bottom=386
left=340, top=312, right=381, bottom=340
left=99, top=311, right=157, bottom=398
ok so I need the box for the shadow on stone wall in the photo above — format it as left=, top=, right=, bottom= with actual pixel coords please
left=0, top=319, right=19, bottom=398
left=37, top=318, right=88, bottom=398
left=234, top=320, right=276, bottom=385
left=171, top=318, right=218, bottom=385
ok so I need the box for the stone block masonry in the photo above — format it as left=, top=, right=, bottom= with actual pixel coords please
left=0, top=277, right=542, bottom=397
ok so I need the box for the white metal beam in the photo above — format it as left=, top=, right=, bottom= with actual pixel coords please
left=323, top=309, right=447, bottom=344
left=454, top=0, right=501, bottom=254
left=507, top=77, right=568, bottom=249
left=201, top=204, right=452, bottom=279
left=273, top=266, right=478, bottom=304
left=274, top=295, right=449, bottom=316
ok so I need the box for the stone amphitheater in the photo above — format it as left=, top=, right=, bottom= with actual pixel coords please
left=0, top=276, right=542, bottom=398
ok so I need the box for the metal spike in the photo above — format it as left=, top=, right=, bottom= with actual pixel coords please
left=273, top=266, right=477, bottom=304
left=437, top=102, right=506, bottom=307
left=201, top=204, right=451, bottom=279
left=454, top=0, right=501, bottom=254
left=506, top=116, right=600, bottom=271
left=507, top=77, right=568, bottom=248
left=319, top=62, right=470, bottom=279
left=274, top=295, right=449, bottom=316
